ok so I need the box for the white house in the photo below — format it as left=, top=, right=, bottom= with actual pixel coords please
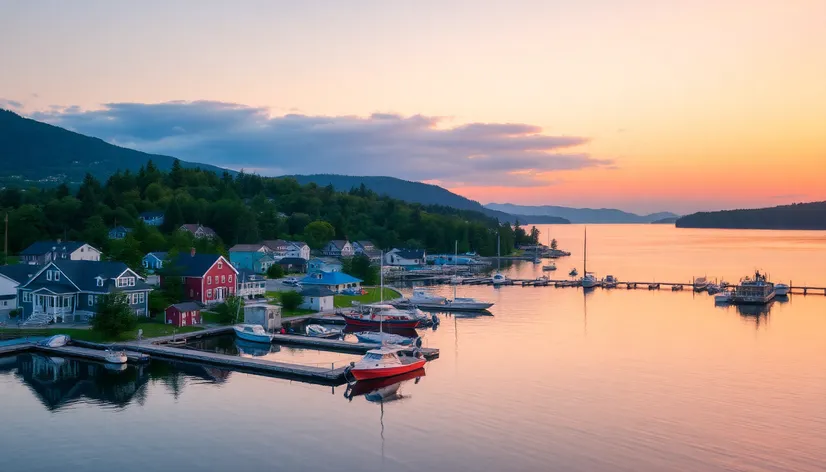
left=180, top=224, right=218, bottom=239
left=286, top=241, right=311, bottom=260
left=236, top=270, right=266, bottom=299
left=0, top=265, right=40, bottom=312
left=299, top=286, right=335, bottom=312
left=322, top=240, right=354, bottom=257
left=19, top=240, right=101, bottom=265
left=385, top=248, right=427, bottom=266
left=262, top=240, right=311, bottom=261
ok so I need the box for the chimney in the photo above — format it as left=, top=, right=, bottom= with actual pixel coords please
left=190, top=247, right=196, bottom=257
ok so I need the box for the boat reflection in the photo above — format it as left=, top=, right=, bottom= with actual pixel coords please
left=344, top=368, right=425, bottom=402
left=736, top=302, right=772, bottom=328
left=236, top=338, right=281, bottom=358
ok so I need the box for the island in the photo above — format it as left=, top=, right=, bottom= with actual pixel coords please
left=676, top=201, right=826, bottom=230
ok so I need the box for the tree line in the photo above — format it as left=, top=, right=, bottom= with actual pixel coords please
left=0, top=160, right=540, bottom=265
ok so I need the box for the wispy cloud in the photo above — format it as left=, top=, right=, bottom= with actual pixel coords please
left=0, top=98, right=23, bottom=110
left=31, top=100, right=612, bottom=186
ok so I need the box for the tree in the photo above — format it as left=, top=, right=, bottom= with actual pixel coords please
left=91, top=292, right=138, bottom=338
left=267, top=264, right=285, bottom=278
left=212, top=296, right=243, bottom=324
left=345, top=254, right=378, bottom=285
left=162, top=197, right=184, bottom=232
left=303, top=220, right=335, bottom=249
left=280, top=290, right=303, bottom=311
left=550, top=238, right=558, bottom=251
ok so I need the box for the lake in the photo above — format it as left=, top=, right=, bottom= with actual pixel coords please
left=1, top=225, right=824, bottom=472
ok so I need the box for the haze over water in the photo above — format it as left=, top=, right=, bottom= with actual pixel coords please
left=1, top=225, right=824, bottom=472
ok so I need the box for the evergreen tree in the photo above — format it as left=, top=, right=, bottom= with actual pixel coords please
left=162, top=198, right=184, bottom=232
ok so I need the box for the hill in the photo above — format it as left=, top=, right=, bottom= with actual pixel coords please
left=485, top=202, right=678, bottom=224
left=289, top=174, right=569, bottom=224
left=651, top=217, right=679, bottom=224
left=0, top=109, right=229, bottom=185
left=676, top=202, right=826, bottom=230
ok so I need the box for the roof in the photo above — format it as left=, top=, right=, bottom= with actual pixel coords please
left=277, top=257, right=307, bottom=266
left=140, top=211, right=164, bottom=218
left=287, top=241, right=309, bottom=248
left=166, top=253, right=235, bottom=277
left=144, top=251, right=168, bottom=261
left=180, top=224, right=217, bottom=237
left=261, top=239, right=290, bottom=250
left=0, top=264, right=41, bottom=284
left=109, top=226, right=131, bottom=233
left=300, top=286, right=335, bottom=297
left=327, top=240, right=349, bottom=250
left=229, top=243, right=268, bottom=252
left=300, top=271, right=362, bottom=286
left=309, top=257, right=341, bottom=265
left=236, top=269, right=263, bottom=281
left=24, top=260, right=152, bottom=292
left=355, top=240, right=375, bottom=249
left=168, top=302, right=202, bottom=312
left=392, top=248, right=426, bottom=259
left=20, top=241, right=89, bottom=256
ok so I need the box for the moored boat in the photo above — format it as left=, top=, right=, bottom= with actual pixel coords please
left=104, top=348, right=127, bottom=364
left=602, top=275, right=618, bottom=288
left=542, top=263, right=557, bottom=271
left=581, top=273, right=600, bottom=289
left=355, top=331, right=422, bottom=347
left=347, top=346, right=427, bottom=380
left=715, top=291, right=733, bottom=304
left=569, top=268, right=578, bottom=277
left=342, top=304, right=421, bottom=329
left=693, top=276, right=709, bottom=292
left=233, top=324, right=275, bottom=343
left=731, top=271, right=775, bottom=305
left=39, top=334, right=70, bottom=348
left=306, top=324, right=341, bottom=338
left=774, top=283, right=790, bottom=296
left=491, top=272, right=508, bottom=285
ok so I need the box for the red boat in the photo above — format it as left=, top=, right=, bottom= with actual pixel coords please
left=348, top=346, right=427, bottom=380
left=346, top=368, right=426, bottom=399
left=341, top=304, right=420, bottom=329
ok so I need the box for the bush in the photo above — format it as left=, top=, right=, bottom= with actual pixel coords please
left=212, top=296, right=243, bottom=324
left=7, top=308, right=21, bottom=318
left=91, top=292, right=138, bottom=338
left=267, top=264, right=285, bottom=279
left=280, top=290, right=303, bottom=311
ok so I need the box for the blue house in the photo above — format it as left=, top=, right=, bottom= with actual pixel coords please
left=16, top=260, right=152, bottom=324
left=108, top=226, right=132, bottom=240
left=308, top=257, right=342, bottom=273
left=139, top=211, right=165, bottom=227
left=142, top=252, right=168, bottom=272
left=229, top=244, right=276, bottom=273
left=299, top=271, right=362, bottom=293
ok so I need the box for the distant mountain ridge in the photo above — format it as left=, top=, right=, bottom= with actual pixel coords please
left=289, top=174, right=569, bottom=224
left=485, top=202, right=679, bottom=224
left=0, top=109, right=229, bottom=185
left=676, top=201, right=826, bottom=230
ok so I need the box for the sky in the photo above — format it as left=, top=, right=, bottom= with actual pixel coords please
left=1, top=0, right=824, bottom=214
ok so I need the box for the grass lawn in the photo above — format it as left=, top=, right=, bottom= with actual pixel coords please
left=0, top=319, right=202, bottom=343
left=334, top=287, right=400, bottom=308
left=265, top=291, right=314, bottom=317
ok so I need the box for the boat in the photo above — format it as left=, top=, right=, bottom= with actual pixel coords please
left=233, top=324, right=275, bottom=343
left=491, top=272, right=508, bottom=285
left=355, top=331, right=422, bottom=347
left=103, top=348, right=127, bottom=364
left=345, top=368, right=425, bottom=400
left=731, top=270, right=775, bottom=305
left=569, top=268, right=578, bottom=277
left=672, top=284, right=684, bottom=291
left=404, top=289, right=446, bottom=305
left=342, top=304, right=421, bottom=329
left=542, top=263, right=557, bottom=271
left=707, top=283, right=722, bottom=294
left=306, top=324, right=340, bottom=338
left=347, top=346, right=427, bottom=381
left=602, top=275, right=618, bottom=288
left=579, top=228, right=599, bottom=288
left=39, top=334, right=70, bottom=348
left=693, top=276, right=709, bottom=292
left=714, top=291, right=733, bottom=304
left=775, top=283, right=790, bottom=296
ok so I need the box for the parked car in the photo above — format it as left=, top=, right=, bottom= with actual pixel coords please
left=283, top=277, right=301, bottom=287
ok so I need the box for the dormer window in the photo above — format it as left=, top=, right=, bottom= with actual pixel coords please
left=46, top=271, right=53, bottom=281
left=54, top=271, right=60, bottom=281
left=96, top=277, right=104, bottom=287
left=218, top=261, right=223, bottom=269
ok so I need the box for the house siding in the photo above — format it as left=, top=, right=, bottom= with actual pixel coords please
left=202, top=261, right=237, bottom=304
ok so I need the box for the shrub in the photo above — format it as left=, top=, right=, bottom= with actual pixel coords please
left=91, top=292, right=138, bottom=338
left=267, top=264, right=285, bottom=279
left=212, top=296, right=243, bottom=324
left=280, top=290, right=303, bottom=311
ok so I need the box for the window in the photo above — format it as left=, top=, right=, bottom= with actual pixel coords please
left=207, top=276, right=212, bottom=285
left=54, top=271, right=60, bottom=281
left=221, top=275, right=226, bottom=283
left=218, top=261, right=223, bottom=269
left=127, top=277, right=135, bottom=287
left=46, top=271, right=53, bottom=281
left=88, top=295, right=95, bottom=306
left=207, top=289, right=213, bottom=299
left=138, top=292, right=145, bottom=304
left=22, top=291, right=32, bottom=302
left=96, top=277, right=104, bottom=287
left=228, top=274, right=233, bottom=283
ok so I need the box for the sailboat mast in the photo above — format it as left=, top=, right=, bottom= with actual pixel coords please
left=379, top=250, right=384, bottom=337
left=454, top=240, right=458, bottom=300
left=583, top=227, right=587, bottom=275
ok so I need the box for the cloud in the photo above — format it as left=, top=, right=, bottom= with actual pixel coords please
left=1, top=98, right=23, bottom=110
left=31, top=100, right=612, bottom=186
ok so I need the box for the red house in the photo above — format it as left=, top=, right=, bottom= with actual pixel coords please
left=165, top=302, right=202, bottom=327
left=162, top=249, right=238, bottom=305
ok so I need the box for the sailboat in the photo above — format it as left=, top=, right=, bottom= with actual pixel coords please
left=344, top=251, right=421, bottom=328
left=580, top=227, right=599, bottom=289
left=491, top=233, right=508, bottom=285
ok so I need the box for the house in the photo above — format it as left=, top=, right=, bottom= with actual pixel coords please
left=161, top=249, right=238, bottom=305
left=108, top=226, right=132, bottom=240
left=229, top=244, right=275, bottom=273
left=19, top=240, right=102, bottom=265
left=299, top=286, right=335, bottom=312
left=237, top=270, right=266, bottom=299
left=16, top=260, right=152, bottom=323
left=0, top=264, right=40, bottom=312
left=139, top=211, right=165, bottom=226
left=262, top=240, right=311, bottom=260
left=322, top=240, right=354, bottom=258
left=308, top=257, right=342, bottom=273
left=353, top=240, right=383, bottom=263
left=180, top=224, right=218, bottom=239
left=277, top=257, right=308, bottom=273
left=385, top=248, right=426, bottom=267
left=243, top=303, right=282, bottom=331
left=165, top=302, right=202, bottom=327
left=299, top=271, right=362, bottom=293
left=142, top=252, right=168, bottom=273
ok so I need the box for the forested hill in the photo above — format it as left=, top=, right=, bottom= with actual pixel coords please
left=486, top=202, right=678, bottom=224
left=0, top=162, right=543, bottom=267
left=0, top=109, right=228, bottom=185
left=290, top=174, right=569, bottom=225
left=676, top=202, right=826, bottom=230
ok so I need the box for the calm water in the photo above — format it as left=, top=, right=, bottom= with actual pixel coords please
left=1, top=225, right=825, bottom=472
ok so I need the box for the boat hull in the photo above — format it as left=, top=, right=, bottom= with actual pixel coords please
left=341, top=314, right=420, bottom=329
left=233, top=328, right=274, bottom=344
left=350, top=359, right=427, bottom=380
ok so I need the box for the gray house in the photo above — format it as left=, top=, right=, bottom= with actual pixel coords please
left=17, top=260, right=152, bottom=324
left=19, top=240, right=102, bottom=265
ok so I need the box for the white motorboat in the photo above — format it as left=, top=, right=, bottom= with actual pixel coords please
left=233, top=324, right=275, bottom=343
left=693, top=276, right=709, bottom=292
left=581, top=273, right=600, bottom=289
left=714, top=291, right=733, bottom=304
left=444, top=297, right=494, bottom=311
left=355, top=331, right=422, bottom=347
left=306, top=324, right=340, bottom=338
left=39, top=334, right=70, bottom=348
left=775, top=283, right=790, bottom=296
left=406, top=289, right=446, bottom=305
left=104, top=348, right=127, bottom=364
left=542, top=263, right=557, bottom=271
left=491, top=272, right=508, bottom=285
left=569, top=268, right=578, bottom=277
left=602, top=275, right=618, bottom=288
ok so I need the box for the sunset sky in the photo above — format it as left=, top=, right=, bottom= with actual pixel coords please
left=1, top=0, right=824, bottom=214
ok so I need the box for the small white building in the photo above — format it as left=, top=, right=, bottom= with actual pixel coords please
left=19, top=240, right=101, bottom=265
left=243, top=303, right=282, bottom=331
left=299, top=287, right=335, bottom=312
left=385, top=248, right=426, bottom=266
left=0, top=265, right=39, bottom=312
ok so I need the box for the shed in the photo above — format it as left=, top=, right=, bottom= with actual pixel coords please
left=243, top=303, right=282, bottom=331
left=299, top=286, right=335, bottom=312
left=165, top=302, right=202, bottom=327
